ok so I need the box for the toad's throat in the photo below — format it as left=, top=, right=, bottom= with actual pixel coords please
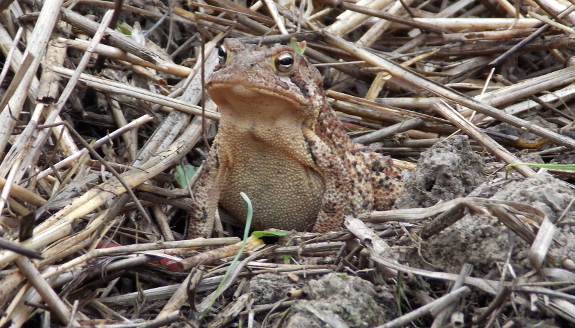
left=209, top=87, right=310, bottom=127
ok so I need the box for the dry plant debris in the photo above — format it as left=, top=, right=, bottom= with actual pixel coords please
left=0, top=0, right=574, bottom=326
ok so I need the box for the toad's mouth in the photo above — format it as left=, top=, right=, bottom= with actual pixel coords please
left=206, top=82, right=309, bottom=122
left=220, top=83, right=260, bottom=98
left=206, top=81, right=308, bottom=107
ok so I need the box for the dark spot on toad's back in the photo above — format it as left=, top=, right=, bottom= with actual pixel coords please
left=290, top=76, right=309, bottom=98
left=277, top=80, right=290, bottom=90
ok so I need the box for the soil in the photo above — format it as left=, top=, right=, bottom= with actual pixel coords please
left=247, top=273, right=302, bottom=305
left=405, top=173, right=575, bottom=276
left=397, top=137, right=575, bottom=276
left=394, top=135, right=485, bottom=209
left=283, top=273, right=392, bottom=328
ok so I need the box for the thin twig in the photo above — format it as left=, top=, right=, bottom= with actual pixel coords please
left=0, top=238, right=43, bottom=259
left=38, top=120, right=153, bottom=223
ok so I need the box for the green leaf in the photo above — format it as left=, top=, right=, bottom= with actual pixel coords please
left=251, top=230, right=288, bottom=238
left=116, top=23, right=131, bottom=35
left=174, top=165, right=200, bottom=188
left=290, top=37, right=307, bottom=55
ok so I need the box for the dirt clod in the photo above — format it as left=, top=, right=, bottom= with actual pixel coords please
left=281, top=273, right=389, bottom=328
left=405, top=173, right=575, bottom=275
left=492, top=174, right=575, bottom=222
left=394, top=135, right=484, bottom=209
left=247, top=273, right=298, bottom=305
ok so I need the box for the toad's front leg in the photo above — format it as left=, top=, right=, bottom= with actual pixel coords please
left=187, top=144, right=222, bottom=239
left=302, top=129, right=369, bottom=232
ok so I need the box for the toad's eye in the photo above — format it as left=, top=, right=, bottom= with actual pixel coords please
left=275, top=52, right=295, bottom=73
left=218, top=45, right=227, bottom=65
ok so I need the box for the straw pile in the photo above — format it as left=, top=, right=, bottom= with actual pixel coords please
left=0, top=0, right=574, bottom=326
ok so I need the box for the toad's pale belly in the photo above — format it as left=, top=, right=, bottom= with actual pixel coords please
left=219, top=147, right=325, bottom=231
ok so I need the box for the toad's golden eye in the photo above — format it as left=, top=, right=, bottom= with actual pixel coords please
left=218, top=45, right=227, bottom=65
left=275, top=52, right=295, bottom=73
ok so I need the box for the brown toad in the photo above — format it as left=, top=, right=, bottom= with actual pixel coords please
left=187, top=39, right=404, bottom=238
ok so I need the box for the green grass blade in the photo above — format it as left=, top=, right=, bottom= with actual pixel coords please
left=506, top=163, right=575, bottom=173
left=200, top=192, right=253, bottom=319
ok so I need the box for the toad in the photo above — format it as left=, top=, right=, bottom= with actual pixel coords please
left=188, top=39, right=404, bottom=238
